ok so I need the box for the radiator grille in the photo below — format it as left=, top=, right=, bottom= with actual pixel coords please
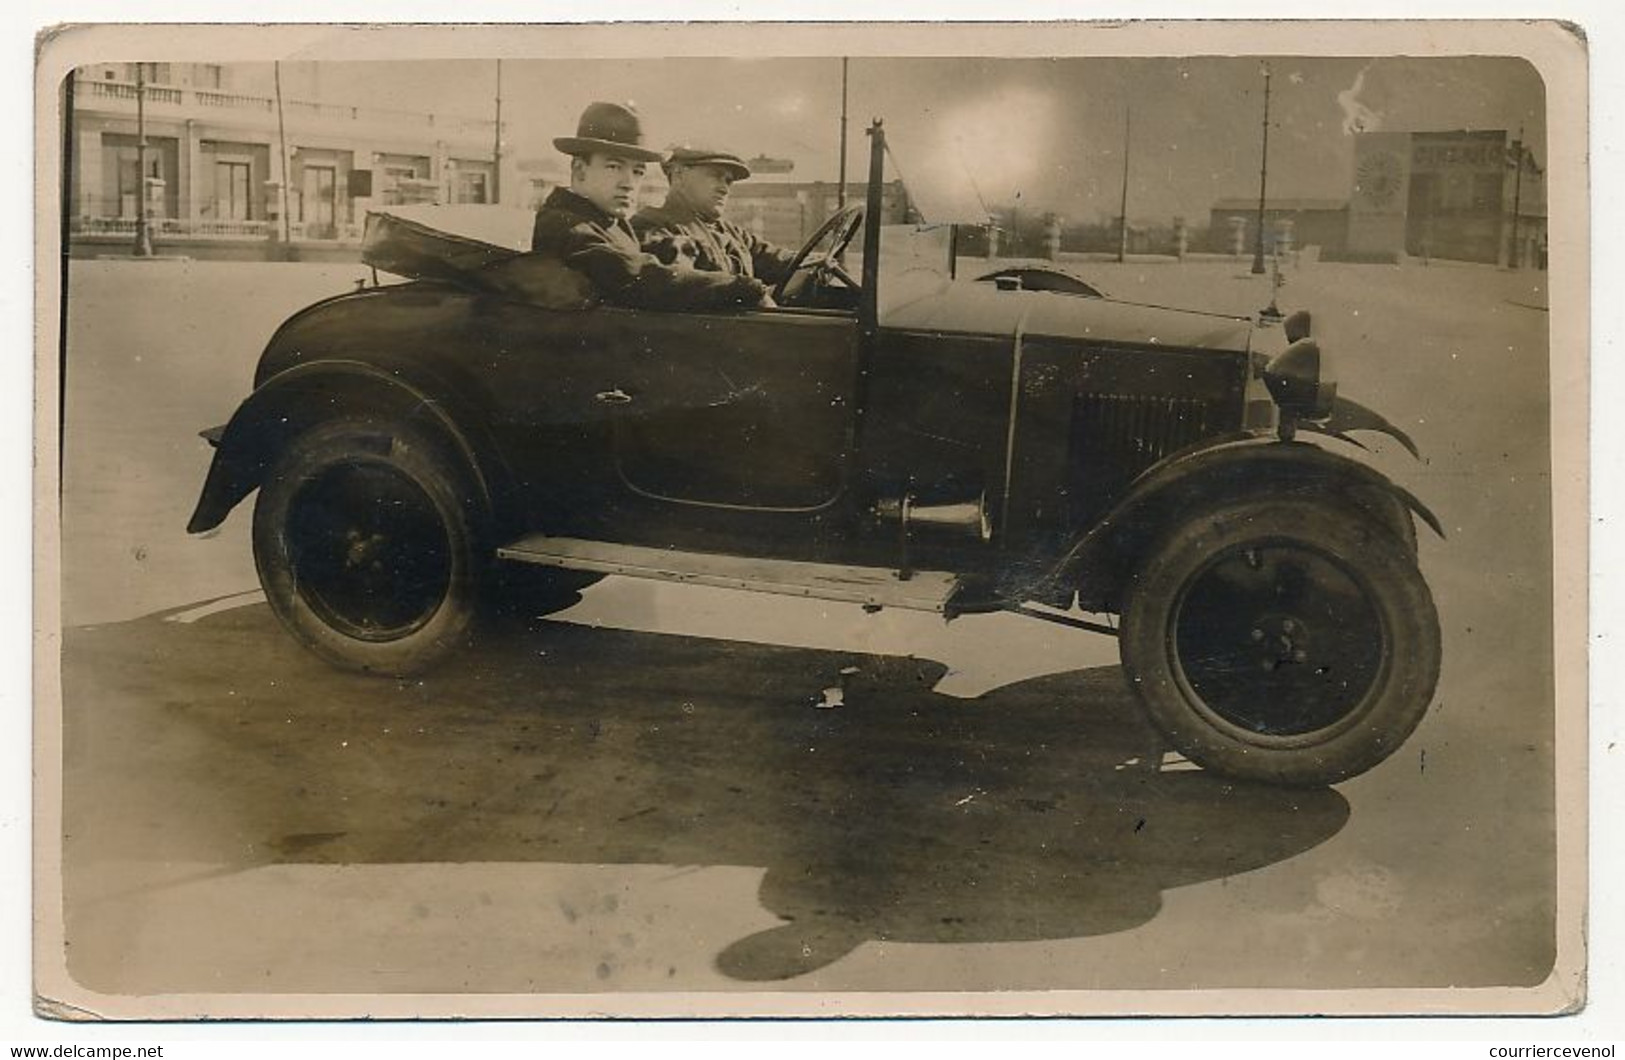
left=1076, top=393, right=1211, bottom=463
left=1070, top=392, right=1214, bottom=524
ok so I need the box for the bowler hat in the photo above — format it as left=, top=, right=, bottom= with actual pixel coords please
left=553, top=102, right=665, bottom=162
left=664, top=145, right=752, bottom=181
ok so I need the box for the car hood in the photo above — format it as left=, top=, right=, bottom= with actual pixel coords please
left=880, top=279, right=1257, bottom=353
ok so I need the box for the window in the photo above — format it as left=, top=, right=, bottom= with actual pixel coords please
left=123, top=62, right=172, bottom=84
left=195, top=64, right=223, bottom=90
left=117, top=156, right=140, bottom=218
left=115, top=149, right=164, bottom=218
left=301, top=165, right=338, bottom=236
left=216, top=161, right=251, bottom=220
left=456, top=170, right=489, bottom=204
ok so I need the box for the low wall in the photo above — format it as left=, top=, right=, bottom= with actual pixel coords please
left=71, top=236, right=365, bottom=264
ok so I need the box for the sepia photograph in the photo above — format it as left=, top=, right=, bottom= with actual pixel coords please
left=32, top=20, right=1587, bottom=1020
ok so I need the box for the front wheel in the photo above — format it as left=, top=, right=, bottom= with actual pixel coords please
left=1120, top=498, right=1440, bottom=786
left=253, top=419, right=486, bottom=676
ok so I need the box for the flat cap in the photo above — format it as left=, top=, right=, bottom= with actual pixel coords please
left=664, top=146, right=752, bottom=181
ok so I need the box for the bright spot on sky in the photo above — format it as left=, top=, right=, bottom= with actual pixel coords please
left=914, top=86, right=1057, bottom=219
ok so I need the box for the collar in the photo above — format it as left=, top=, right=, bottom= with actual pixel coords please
left=545, top=186, right=627, bottom=228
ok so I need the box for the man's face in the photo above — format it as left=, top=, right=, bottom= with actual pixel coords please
left=667, top=163, right=736, bottom=220
left=573, top=152, right=647, bottom=217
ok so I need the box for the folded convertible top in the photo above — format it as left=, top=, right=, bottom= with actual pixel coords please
left=361, top=206, right=597, bottom=310
left=361, top=206, right=530, bottom=282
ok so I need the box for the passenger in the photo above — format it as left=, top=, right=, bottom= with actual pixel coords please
left=528, top=102, right=771, bottom=311
left=633, top=146, right=796, bottom=286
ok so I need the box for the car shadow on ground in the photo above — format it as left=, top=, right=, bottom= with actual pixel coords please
left=61, top=599, right=1349, bottom=983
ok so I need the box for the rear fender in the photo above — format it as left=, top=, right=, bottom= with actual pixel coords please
left=1057, top=433, right=1442, bottom=611
left=186, top=359, right=504, bottom=534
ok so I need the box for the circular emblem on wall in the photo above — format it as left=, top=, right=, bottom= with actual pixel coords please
left=1355, top=151, right=1403, bottom=208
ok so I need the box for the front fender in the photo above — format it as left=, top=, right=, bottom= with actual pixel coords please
left=1297, top=395, right=1421, bottom=459
left=1057, top=432, right=1442, bottom=609
left=186, top=359, right=500, bottom=534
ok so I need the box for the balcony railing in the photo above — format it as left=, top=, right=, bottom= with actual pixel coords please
left=82, top=79, right=186, bottom=105
left=195, top=89, right=273, bottom=112
left=76, top=75, right=497, bottom=140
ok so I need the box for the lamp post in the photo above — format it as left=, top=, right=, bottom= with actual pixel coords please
left=132, top=62, right=154, bottom=257
left=1117, top=105, right=1131, bottom=263
left=1251, top=63, right=1272, bottom=275
left=1508, top=124, right=1525, bottom=270
left=273, top=61, right=293, bottom=258
left=492, top=59, right=503, bottom=206
left=836, top=57, right=849, bottom=211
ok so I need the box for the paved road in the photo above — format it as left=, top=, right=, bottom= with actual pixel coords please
left=51, top=256, right=1561, bottom=1009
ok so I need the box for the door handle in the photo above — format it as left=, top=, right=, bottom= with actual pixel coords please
left=594, top=388, right=633, bottom=405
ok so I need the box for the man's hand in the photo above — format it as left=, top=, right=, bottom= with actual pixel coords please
left=757, top=290, right=778, bottom=309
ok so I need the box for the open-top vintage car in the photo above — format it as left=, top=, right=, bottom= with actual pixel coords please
left=189, top=121, right=1441, bottom=786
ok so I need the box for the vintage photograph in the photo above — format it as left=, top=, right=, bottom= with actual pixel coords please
left=34, top=21, right=1585, bottom=1019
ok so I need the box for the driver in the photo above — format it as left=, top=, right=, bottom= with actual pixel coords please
left=528, top=103, right=771, bottom=311
left=632, top=146, right=796, bottom=287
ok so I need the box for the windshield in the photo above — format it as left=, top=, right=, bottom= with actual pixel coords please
left=841, top=222, right=956, bottom=308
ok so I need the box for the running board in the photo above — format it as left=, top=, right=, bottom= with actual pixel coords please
left=497, top=535, right=961, bottom=613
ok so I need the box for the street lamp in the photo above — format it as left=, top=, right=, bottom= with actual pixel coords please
left=132, top=62, right=154, bottom=257
left=1251, top=63, right=1272, bottom=276
left=1117, top=106, right=1131, bottom=263
left=492, top=59, right=503, bottom=206
left=836, top=57, right=849, bottom=211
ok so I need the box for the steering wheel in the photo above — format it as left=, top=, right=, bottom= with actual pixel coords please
left=774, top=204, right=864, bottom=304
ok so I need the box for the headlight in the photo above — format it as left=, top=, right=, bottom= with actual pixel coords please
left=1264, top=337, right=1337, bottom=421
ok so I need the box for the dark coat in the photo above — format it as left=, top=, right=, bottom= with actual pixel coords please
left=530, top=187, right=767, bottom=311
left=632, top=202, right=797, bottom=286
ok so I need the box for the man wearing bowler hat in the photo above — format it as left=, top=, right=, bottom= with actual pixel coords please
left=633, top=146, right=796, bottom=286
left=530, top=102, right=771, bottom=310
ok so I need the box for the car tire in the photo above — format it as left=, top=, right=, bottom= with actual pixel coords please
left=253, top=418, right=487, bottom=676
left=1119, top=497, right=1440, bottom=786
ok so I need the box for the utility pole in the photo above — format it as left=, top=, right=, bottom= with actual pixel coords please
left=492, top=59, right=503, bottom=205
left=837, top=58, right=849, bottom=210
left=1251, top=63, right=1272, bottom=275
left=273, top=61, right=293, bottom=257
left=1508, top=124, right=1525, bottom=270
left=132, top=62, right=153, bottom=257
left=1117, top=105, right=1131, bottom=263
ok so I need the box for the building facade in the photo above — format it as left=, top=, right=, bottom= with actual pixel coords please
left=66, top=63, right=911, bottom=264
left=67, top=63, right=512, bottom=261
left=1400, top=130, right=1546, bottom=266
left=1207, top=128, right=1546, bottom=267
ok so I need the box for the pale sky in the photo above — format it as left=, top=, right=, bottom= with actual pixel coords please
left=244, top=55, right=1545, bottom=225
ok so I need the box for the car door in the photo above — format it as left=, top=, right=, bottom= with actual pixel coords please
left=604, top=307, right=860, bottom=512
left=477, top=300, right=860, bottom=543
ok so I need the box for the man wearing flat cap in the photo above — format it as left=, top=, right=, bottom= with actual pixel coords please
left=633, top=147, right=797, bottom=287
left=528, top=102, right=771, bottom=310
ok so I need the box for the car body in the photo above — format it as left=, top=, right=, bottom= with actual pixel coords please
left=189, top=120, right=1441, bottom=786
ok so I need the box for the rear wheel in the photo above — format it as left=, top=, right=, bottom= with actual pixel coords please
left=1120, top=498, right=1440, bottom=786
left=253, top=419, right=485, bottom=676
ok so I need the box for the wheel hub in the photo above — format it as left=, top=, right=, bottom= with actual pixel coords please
left=1249, top=613, right=1313, bottom=672
left=285, top=462, right=453, bottom=641
left=1174, top=540, right=1385, bottom=739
